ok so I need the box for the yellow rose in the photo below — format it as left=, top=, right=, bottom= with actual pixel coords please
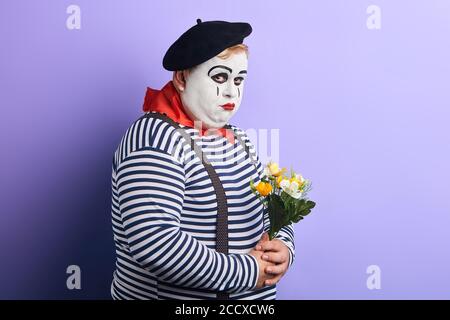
left=256, top=182, right=272, bottom=196
left=276, top=176, right=283, bottom=187
left=268, top=162, right=286, bottom=177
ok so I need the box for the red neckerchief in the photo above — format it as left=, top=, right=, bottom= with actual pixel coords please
left=142, top=81, right=235, bottom=144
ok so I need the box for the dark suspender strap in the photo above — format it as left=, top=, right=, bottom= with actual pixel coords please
left=143, top=112, right=239, bottom=300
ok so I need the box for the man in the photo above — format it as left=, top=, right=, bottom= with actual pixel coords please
left=110, top=19, right=295, bottom=300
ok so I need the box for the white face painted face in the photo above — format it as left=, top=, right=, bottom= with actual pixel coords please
left=180, top=51, right=248, bottom=129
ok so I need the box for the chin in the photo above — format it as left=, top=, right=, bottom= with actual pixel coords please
left=202, top=113, right=230, bottom=128
left=204, top=120, right=227, bottom=129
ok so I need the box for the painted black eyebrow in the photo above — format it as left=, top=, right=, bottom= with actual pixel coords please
left=208, top=65, right=232, bottom=76
left=238, top=70, right=247, bottom=75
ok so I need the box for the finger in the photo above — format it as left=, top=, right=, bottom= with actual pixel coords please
left=259, top=240, right=280, bottom=252
left=262, top=238, right=287, bottom=252
left=255, top=233, right=270, bottom=250
left=265, top=263, right=287, bottom=276
left=261, top=252, right=287, bottom=264
left=265, top=274, right=282, bottom=286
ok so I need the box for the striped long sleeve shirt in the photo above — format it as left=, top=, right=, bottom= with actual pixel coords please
left=110, top=111, right=295, bottom=300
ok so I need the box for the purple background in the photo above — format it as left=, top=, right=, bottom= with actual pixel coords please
left=1, top=0, right=449, bottom=299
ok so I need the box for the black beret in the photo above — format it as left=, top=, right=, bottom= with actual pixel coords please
left=163, top=19, right=252, bottom=71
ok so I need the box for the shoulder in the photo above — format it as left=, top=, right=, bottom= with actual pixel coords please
left=114, top=112, right=188, bottom=169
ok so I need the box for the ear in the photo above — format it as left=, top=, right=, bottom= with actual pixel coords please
left=172, top=70, right=188, bottom=92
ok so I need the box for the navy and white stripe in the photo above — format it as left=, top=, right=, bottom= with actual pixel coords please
left=110, top=111, right=295, bottom=300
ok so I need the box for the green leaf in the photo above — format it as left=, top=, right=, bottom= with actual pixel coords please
left=267, top=194, right=287, bottom=239
left=266, top=192, right=317, bottom=239
left=291, top=199, right=316, bottom=221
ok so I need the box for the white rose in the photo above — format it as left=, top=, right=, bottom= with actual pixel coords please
left=280, top=180, right=302, bottom=199
left=296, top=174, right=305, bottom=183
left=279, top=179, right=290, bottom=189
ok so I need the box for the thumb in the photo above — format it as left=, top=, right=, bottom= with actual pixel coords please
left=256, top=232, right=270, bottom=250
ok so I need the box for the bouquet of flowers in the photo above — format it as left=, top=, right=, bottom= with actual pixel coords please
left=250, top=161, right=316, bottom=240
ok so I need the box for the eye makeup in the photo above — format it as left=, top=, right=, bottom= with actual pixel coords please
left=207, top=65, right=232, bottom=75
left=211, top=72, right=228, bottom=84
left=234, top=76, right=244, bottom=86
left=208, top=65, right=247, bottom=87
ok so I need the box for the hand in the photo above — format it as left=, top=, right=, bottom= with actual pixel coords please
left=248, top=248, right=276, bottom=289
left=254, top=232, right=290, bottom=286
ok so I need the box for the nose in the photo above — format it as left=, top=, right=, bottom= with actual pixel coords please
left=222, top=80, right=237, bottom=99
